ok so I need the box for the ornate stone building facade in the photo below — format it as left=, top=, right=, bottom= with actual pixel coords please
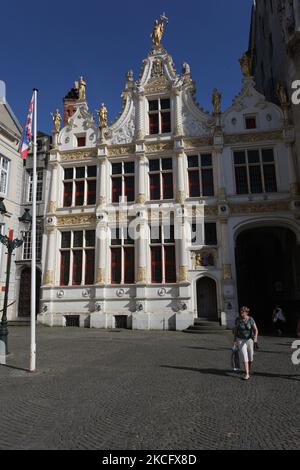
left=38, top=19, right=300, bottom=331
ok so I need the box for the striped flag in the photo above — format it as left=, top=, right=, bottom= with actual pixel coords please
left=20, top=92, right=34, bottom=159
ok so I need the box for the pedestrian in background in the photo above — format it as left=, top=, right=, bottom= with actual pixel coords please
left=234, top=307, right=259, bottom=381
left=272, top=305, right=286, bottom=336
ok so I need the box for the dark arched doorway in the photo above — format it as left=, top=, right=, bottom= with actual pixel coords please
left=18, top=268, right=41, bottom=317
left=196, top=277, right=218, bottom=320
left=235, top=226, right=299, bottom=332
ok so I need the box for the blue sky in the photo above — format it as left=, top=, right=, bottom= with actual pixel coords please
left=0, top=0, right=253, bottom=133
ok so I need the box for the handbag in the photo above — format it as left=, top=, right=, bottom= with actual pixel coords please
left=231, top=345, right=240, bottom=371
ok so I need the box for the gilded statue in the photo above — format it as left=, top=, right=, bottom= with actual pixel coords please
left=276, top=81, right=289, bottom=107
left=212, top=88, right=222, bottom=114
left=98, top=103, right=108, bottom=128
left=195, top=253, right=202, bottom=268
left=75, top=76, right=86, bottom=100
left=151, top=13, right=168, bottom=47
left=51, top=109, right=61, bottom=133
left=239, top=52, right=252, bottom=78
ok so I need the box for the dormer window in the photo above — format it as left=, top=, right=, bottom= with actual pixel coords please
left=76, top=135, right=86, bottom=147
left=148, top=98, right=171, bottom=135
left=245, top=115, right=257, bottom=130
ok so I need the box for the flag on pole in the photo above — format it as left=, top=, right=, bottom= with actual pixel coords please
left=20, top=92, right=34, bottom=159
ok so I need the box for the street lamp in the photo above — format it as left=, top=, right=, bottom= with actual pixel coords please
left=0, top=208, right=32, bottom=357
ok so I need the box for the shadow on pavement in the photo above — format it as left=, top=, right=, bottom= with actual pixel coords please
left=160, top=365, right=300, bottom=382
left=0, top=364, right=30, bottom=373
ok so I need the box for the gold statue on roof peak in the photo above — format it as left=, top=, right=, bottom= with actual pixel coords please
left=151, top=13, right=168, bottom=47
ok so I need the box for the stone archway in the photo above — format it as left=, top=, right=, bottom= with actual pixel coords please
left=235, top=226, right=300, bottom=331
left=196, top=277, right=218, bottom=320
left=18, top=268, right=41, bottom=317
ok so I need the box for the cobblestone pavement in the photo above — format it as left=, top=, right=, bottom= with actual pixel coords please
left=0, top=326, right=299, bottom=450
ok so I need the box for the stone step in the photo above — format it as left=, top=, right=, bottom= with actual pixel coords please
left=8, top=319, right=30, bottom=326
left=183, top=329, right=231, bottom=335
left=187, top=325, right=226, bottom=331
left=193, top=320, right=221, bottom=327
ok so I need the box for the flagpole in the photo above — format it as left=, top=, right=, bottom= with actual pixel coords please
left=30, top=88, right=38, bottom=372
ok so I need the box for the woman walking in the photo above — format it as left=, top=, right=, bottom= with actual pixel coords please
left=234, top=307, right=259, bottom=381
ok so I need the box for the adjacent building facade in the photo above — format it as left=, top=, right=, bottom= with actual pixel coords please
left=15, top=132, right=51, bottom=321
left=38, top=23, right=300, bottom=331
left=249, top=0, right=300, bottom=181
left=0, top=81, right=24, bottom=321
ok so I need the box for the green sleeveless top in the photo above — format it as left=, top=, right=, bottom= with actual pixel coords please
left=236, top=316, right=255, bottom=340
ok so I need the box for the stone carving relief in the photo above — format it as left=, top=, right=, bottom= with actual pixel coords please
left=110, top=108, right=135, bottom=145
left=182, top=105, right=209, bottom=137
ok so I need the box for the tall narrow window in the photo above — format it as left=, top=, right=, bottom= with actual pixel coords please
left=150, top=225, right=176, bottom=283
left=22, top=222, right=43, bottom=260
left=27, top=169, right=43, bottom=202
left=110, top=227, right=135, bottom=284
left=0, top=156, right=9, bottom=195
left=234, top=149, right=277, bottom=195
left=149, top=158, right=173, bottom=200
left=188, top=154, right=214, bottom=197
left=60, top=230, right=95, bottom=286
left=148, top=98, right=171, bottom=135
left=62, top=166, right=97, bottom=207
left=111, top=161, right=135, bottom=203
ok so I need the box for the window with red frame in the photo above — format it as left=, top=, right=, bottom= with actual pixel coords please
left=76, top=135, right=86, bottom=147
left=110, top=227, right=135, bottom=284
left=148, top=98, right=171, bottom=135
left=188, top=154, right=214, bottom=197
left=150, top=225, right=176, bottom=283
left=245, top=116, right=257, bottom=130
left=60, top=230, right=95, bottom=286
left=149, top=158, right=173, bottom=200
left=62, top=166, right=97, bottom=207
left=111, top=161, right=135, bottom=203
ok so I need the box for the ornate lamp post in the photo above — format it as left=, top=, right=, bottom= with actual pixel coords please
left=0, top=208, right=32, bottom=356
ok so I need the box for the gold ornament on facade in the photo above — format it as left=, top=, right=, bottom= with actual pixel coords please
left=48, top=201, right=56, bottom=214
left=75, top=76, right=86, bottom=101
left=98, top=195, right=106, bottom=207
left=144, top=75, right=170, bottom=94
left=290, top=182, right=299, bottom=196
left=176, top=191, right=186, bottom=205
left=96, top=268, right=105, bottom=284
left=145, top=141, right=173, bottom=153
left=60, top=150, right=97, bottom=162
left=223, top=264, right=232, bottom=280
left=137, top=267, right=146, bottom=283
left=276, top=82, right=290, bottom=107
left=97, top=103, right=108, bottom=128
left=184, top=137, right=213, bottom=148
left=239, top=52, right=252, bottom=78
left=136, top=193, right=146, bottom=205
left=151, top=59, right=164, bottom=77
left=178, top=266, right=188, bottom=282
left=194, top=253, right=202, bottom=268
left=194, top=251, right=215, bottom=269
left=108, top=145, right=135, bottom=157
left=151, top=13, right=168, bottom=47
left=44, top=270, right=54, bottom=286
left=224, top=130, right=283, bottom=145
left=212, top=88, right=222, bottom=114
left=229, top=201, right=290, bottom=215
left=50, top=109, right=61, bottom=133
left=57, top=214, right=96, bottom=227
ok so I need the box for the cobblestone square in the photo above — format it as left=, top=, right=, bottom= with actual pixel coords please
left=0, top=326, right=299, bottom=450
